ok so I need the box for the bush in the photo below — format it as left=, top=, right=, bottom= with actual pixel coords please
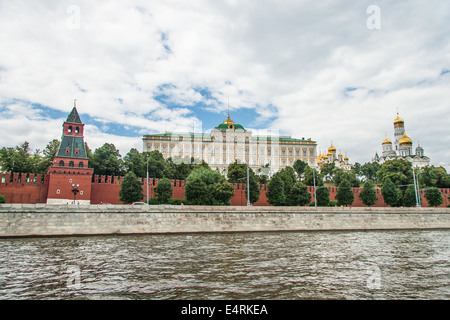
left=169, top=198, right=188, bottom=205
left=0, top=194, right=6, bottom=204
left=328, top=201, right=338, bottom=207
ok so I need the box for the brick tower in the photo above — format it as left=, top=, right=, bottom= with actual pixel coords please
left=46, top=102, right=93, bottom=204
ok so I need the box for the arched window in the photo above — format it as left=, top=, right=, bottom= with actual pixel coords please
left=59, top=160, right=64, bottom=167
left=78, top=162, right=84, bottom=168
left=69, top=161, right=74, bottom=168
left=75, top=127, right=80, bottom=133
left=68, top=126, right=73, bottom=133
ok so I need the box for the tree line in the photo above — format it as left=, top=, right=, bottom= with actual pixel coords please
left=1, top=141, right=449, bottom=207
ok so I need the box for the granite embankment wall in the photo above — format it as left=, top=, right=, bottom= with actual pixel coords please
left=1, top=204, right=449, bottom=237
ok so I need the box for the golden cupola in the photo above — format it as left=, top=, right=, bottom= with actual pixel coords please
left=382, top=136, right=392, bottom=145
left=399, top=132, right=413, bottom=146
left=328, top=144, right=336, bottom=153
left=394, top=112, right=404, bottom=127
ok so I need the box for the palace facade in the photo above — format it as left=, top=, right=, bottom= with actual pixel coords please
left=143, top=114, right=318, bottom=176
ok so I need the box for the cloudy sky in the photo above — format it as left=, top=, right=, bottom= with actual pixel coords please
left=0, top=0, right=449, bottom=167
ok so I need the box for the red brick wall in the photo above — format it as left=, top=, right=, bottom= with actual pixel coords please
left=1, top=171, right=450, bottom=207
left=0, top=172, right=49, bottom=203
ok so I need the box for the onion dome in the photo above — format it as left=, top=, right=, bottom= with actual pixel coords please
left=399, top=132, right=413, bottom=146
left=328, top=144, right=336, bottom=153
left=394, top=112, right=404, bottom=127
left=382, top=136, right=392, bottom=145
left=344, top=155, right=349, bottom=161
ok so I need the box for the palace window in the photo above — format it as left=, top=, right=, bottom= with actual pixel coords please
left=69, top=161, right=74, bottom=168
left=59, top=160, right=64, bottom=167
left=78, top=162, right=84, bottom=168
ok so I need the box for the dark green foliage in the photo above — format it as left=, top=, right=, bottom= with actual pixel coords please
left=119, top=172, right=143, bottom=204
left=185, top=167, right=234, bottom=205
left=0, top=194, right=6, bottom=203
left=402, top=185, right=417, bottom=207
left=213, top=176, right=236, bottom=205
left=359, top=181, right=378, bottom=207
left=303, top=166, right=324, bottom=187
left=146, top=151, right=167, bottom=179
left=315, top=187, right=330, bottom=206
left=90, top=143, right=124, bottom=176
left=286, top=182, right=311, bottom=206
left=424, top=187, right=444, bottom=207
left=227, top=160, right=259, bottom=204
left=333, top=168, right=360, bottom=188
left=0, top=140, right=60, bottom=175
left=377, top=159, right=413, bottom=188
left=361, top=162, right=380, bottom=183
left=154, top=178, right=173, bottom=204
left=336, top=179, right=355, bottom=207
left=381, top=178, right=401, bottom=207
left=123, top=148, right=145, bottom=178
left=419, top=166, right=450, bottom=188
left=293, top=160, right=307, bottom=178
left=320, top=163, right=335, bottom=177
left=266, top=174, right=286, bottom=206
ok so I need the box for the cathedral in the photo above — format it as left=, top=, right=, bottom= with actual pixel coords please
left=373, top=113, right=430, bottom=167
left=316, top=143, right=352, bottom=171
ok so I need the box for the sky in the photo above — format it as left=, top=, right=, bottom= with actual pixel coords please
left=0, top=0, right=449, bottom=167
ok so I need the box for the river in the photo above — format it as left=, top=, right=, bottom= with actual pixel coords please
left=0, top=230, right=449, bottom=300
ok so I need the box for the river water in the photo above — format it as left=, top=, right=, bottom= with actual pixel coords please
left=0, top=230, right=449, bottom=300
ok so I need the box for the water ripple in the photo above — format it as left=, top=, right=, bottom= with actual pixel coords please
left=0, top=230, right=449, bottom=299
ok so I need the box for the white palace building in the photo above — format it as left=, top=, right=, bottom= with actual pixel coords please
left=143, top=114, right=318, bottom=177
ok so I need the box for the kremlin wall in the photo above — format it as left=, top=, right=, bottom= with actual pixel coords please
left=0, top=106, right=449, bottom=208
left=1, top=171, right=450, bottom=208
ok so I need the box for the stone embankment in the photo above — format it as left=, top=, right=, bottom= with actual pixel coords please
left=1, top=204, right=449, bottom=238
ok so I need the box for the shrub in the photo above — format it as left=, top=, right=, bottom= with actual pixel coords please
left=0, top=194, right=6, bottom=204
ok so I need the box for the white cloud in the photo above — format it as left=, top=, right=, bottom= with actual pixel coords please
left=0, top=0, right=449, bottom=165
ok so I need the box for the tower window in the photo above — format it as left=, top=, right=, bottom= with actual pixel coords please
left=59, top=160, right=64, bottom=167
left=69, top=161, right=74, bottom=168
left=68, top=126, right=73, bottom=133
left=75, top=127, right=80, bottom=133
left=78, top=162, right=84, bottom=168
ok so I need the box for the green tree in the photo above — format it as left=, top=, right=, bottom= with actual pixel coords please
left=119, top=171, right=143, bottom=204
left=419, top=166, right=450, bottom=188
left=123, top=148, right=145, bottom=177
left=154, top=178, right=173, bottom=204
left=266, top=174, right=286, bottom=206
left=336, top=179, right=355, bottom=206
left=146, top=151, right=167, bottom=179
left=286, top=182, right=311, bottom=206
left=402, top=185, right=417, bottom=207
left=39, top=139, right=61, bottom=173
left=424, top=187, right=444, bottom=207
left=293, top=160, right=308, bottom=179
left=320, top=163, right=336, bottom=177
left=213, top=176, right=235, bottom=205
left=0, top=194, right=6, bottom=203
left=303, top=166, right=324, bottom=187
left=333, top=168, right=360, bottom=188
left=361, top=162, right=381, bottom=183
left=91, top=143, right=124, bottom=176
left=227, top=160, right=259, bottom=204
left=359, top=181, right=378, bottom=207
left=185, top=167, right=224, bottom=205
left=381, top=178, right=401, bottom=207
left=377, top=159, right=413, bottom=188
left=315, top=187, right=330, bottom=206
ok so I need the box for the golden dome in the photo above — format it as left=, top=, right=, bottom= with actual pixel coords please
left=222, top=114, right=235, bottom=126
left=394, top=112, right=404, bottom=125
left=382, top=137, right=392, bottom=145
left=328, top=144, right=336, bottom=153
left=344, top=155, right=349, bottom=160
left=327, top=152, right=332, bottom=156
left=399, top=132, right=413, bottom=146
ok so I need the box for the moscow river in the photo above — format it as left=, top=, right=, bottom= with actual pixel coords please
left=0, top=230, right=449, bottom=300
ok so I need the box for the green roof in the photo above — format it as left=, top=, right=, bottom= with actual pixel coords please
left=144, top=133, right=212, bottom=139
left=66, top=107, right=82, bottom=124
left=57, top=136, right=88, bottom=159
left=215, top=123, right=246, bottom=131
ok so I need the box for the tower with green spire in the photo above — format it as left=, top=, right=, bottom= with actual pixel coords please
left=46, top=101, right=93, bottom=204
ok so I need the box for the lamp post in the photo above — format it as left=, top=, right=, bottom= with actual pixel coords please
left=146, top=158, right=149, bottom=204
left=313, top=168, right=317, bottom=208
left=71, top=184, right=80, bottom=205
left=247, top=158, right=251, bottom=206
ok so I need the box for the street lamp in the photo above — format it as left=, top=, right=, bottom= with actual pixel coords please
left=313, top=168, right=317, bottom=208
left=71, top=184, right=80, bottom=205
